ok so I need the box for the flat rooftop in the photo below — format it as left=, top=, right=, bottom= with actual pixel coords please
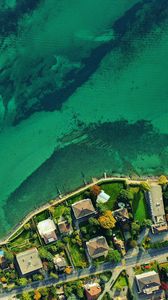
left=149, top=184, right=165, bottom=218
left=16, top=248, right=43, bottom=275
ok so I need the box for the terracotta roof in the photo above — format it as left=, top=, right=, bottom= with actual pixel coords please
left=84, top=283, right=102, bottom=298
left=72, top=199, right=96, bottom=219
left=58, top=220, right=71, bottom=234
left=86, top=236, right=109, bottom=258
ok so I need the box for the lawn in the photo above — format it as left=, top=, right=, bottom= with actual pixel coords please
left=35, top=210, right=50, bottom=222
left=99, top=182, right=124, bottom=210
left=68, top=240, right=88, bottom=268
left=68, top=192, right=86, bottom=205
left=53, top=204, right=66, bottom=220
left=134, top=261, right=158, bottom=275
left=130, top=187, right=149, bottom=222
left=114, top=273, right=128, bottom=289
left=8, top=229, right=40, bottom=252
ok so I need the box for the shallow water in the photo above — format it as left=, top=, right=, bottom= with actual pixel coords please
left=0, top=0, right=168, bottom=237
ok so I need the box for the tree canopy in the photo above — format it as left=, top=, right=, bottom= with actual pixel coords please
left=98, top=210, right=116, bottom=229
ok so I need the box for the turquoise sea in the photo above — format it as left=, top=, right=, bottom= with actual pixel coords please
left=0, top=0, right=168, bottom=237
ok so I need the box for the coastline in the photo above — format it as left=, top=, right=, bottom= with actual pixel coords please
left=0, top=174, right=158, bottom=246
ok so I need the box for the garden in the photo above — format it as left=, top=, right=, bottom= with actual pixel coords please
left=113, top=271, right=128, bottom=290
left=129, top=186, right=149, bottom=223
left=134, top=261, right=158, bottom=275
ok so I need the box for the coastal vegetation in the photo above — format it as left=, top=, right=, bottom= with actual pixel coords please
left=0, top=176, right=168, bottom=295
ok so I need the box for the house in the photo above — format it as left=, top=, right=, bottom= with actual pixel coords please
left=37, top=218, right=57, bottom=243
left=58, top=220, right=72, bottom=235
left=145, top=184, right=167, bottom=233
left=96, top=190, right=110, bottom=204
left=113, top=208, right=129, bottom=223
left=113, top=236, right=126, bottom=256
left=72, top=199, right=96, bottom=220
left=136, top=271, right=161, bottom=295
left=16, top=248, right=43, bottom=276
left=86, top=236, right=109, bottom=259
left=53, top=254, right=67, bottom=271
left=84, top=282, right=102, bottom=300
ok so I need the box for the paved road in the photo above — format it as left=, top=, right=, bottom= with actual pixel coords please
left=1, top=246, right=168, bottom=299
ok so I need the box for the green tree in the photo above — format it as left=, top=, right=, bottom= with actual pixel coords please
left=49, top=286, right=57, bottom=297
left=117, top=189, right=134, bottom=202
left=23, top=223, right=31, bottom=230
left=4, top=250, right=14, bottom=262
left=107, top=249, right=121, bottom=262
left=89, top=217, right=100, bottom=226
left=96, top=203, right=107, bottom=214
left=142, top=219, right=152, bottom=227
left=163, top=191, right=168, bottom=201
left=76, top=287, right=84, bottom=299
left=129, top=239, right=137, bottom=248
left=18, top=277, right=28, bottom=286
left=39, top=287, right=48, bottom=297
left=140, top=181, right=150, bottom=191
left=21, top=291, right=32, bottom=300
left=39, top=247, right=53, bottom=261
left=100, top=274, right=110, bottom=283
left=158, top=175, right=168, bottom=186
left=131, top=222, right=140, bottom=236
left=56, top=240, right=64, bottom=250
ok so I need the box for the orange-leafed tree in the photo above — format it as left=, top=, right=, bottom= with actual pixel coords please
left=64, top=266, right=72, bottom=274
left=98, top=210, right=116, bottom=229
left=34, top=290, right=41, bottom=300
left=90, top=185, right=101, bottom=197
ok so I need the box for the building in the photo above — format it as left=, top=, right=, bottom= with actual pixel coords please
left=72, top=199, right=96, bottom=220
left=136, top=271, right=161, bottom=295
left=53, top=254, right=67, bottom=271
left=86, top=236, right=109, bottom=259
left=16, top=248, right=43, bottom=276
left=37, top=218, right=57, bottom=243
left=58, top=220, right=72, bottom=235
left=96, top=190, right=110, bottom=204
left=145, top=184, right=167, bottom=233
left=113, top=236, right=126, bottom=256
left=84, top=283, right=102, bottom=300
left=113, top=208, right=129, bottom=223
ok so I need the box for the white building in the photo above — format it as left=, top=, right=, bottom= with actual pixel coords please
left=37, top=219, right=57, bottom=244
left=146, top=184, right=167, bottom=233
left=96, top=190, right=110, bottom=204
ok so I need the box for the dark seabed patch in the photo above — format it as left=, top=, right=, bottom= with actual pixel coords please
left=13, top=0, right=168, bottom=124
left=1, top=0, right=168, bottom=126
left=2, top=119, right=168, bottom=236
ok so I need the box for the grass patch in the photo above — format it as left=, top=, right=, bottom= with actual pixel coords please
left=134, top=261, right=158, bottom=275
left=114, top=273, right=128, bottom=289
left=68, top=192, right=86, bottom=205
left=53, top=205, right=66, bottom=221
left=99, top=182, right=124, bottom=210
left=8, top=229, right=40, bottom=252
left=130, top=187, right=149, bottom=222
left=35, top=210, right=50, bottom=222
left=68, top=240, right=88, bottom=268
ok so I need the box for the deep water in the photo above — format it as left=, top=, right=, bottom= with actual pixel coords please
left=0, top=0, right=168, bottom=237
